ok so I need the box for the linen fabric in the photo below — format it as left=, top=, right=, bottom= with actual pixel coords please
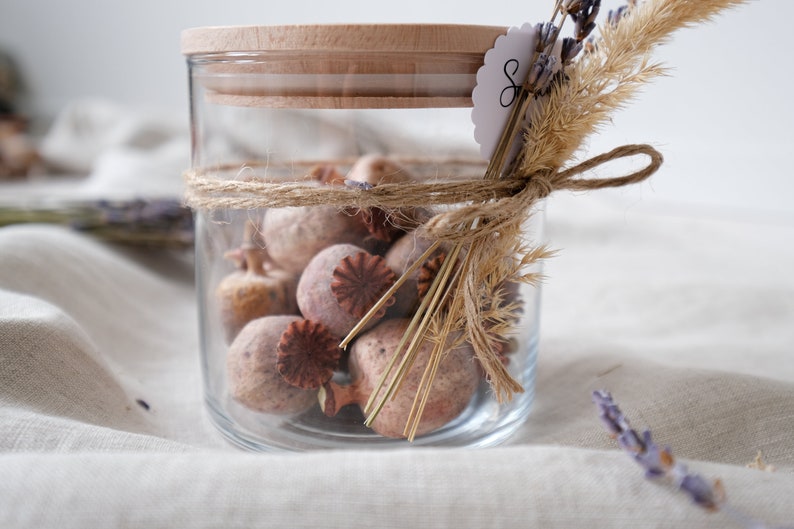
left=0, top=101, right=792, bottom=528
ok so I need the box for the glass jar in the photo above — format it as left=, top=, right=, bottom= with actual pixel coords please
left=182, top=24, right=545, bottom=450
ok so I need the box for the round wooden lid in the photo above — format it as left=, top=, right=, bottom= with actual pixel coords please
left=181, top=24, right=507, bottom=56
left=182, top=24, right=507, bottom=109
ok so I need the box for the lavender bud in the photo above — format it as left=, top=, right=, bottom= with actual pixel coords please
left=527, top=53, right=548, bottom=87
left=561, top=37, right=583, bottom=63
left=570, top=0, right=601, bottom=41
left=591, top=389, right=613, bottom=406
left=598, top=411, right=622, bottom=435
left=633, top=431, right=675, bottom=478
left=568, top=0, right=600, bottom=22
left=529, top=54, right=558, bottom=93
left=535, top=22, right=559, bottom=53
left=584, top=0, right=602, bottom=25
left=542, top=55, right=558, bottom=86
left=600, top=402, right=622, bottom=423
left=617, top=428, right=645, bottom=453
left=575, top=20, right=597, bottom=42
left=608, top=5, right=629, bottom=25
left=679, top=474, right=719, bottom=510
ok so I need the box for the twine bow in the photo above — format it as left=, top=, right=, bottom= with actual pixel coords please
left=420, top=143, right=662, bottom=243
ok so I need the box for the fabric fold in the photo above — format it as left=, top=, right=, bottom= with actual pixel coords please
left=1, top=446, right=791, bottom=529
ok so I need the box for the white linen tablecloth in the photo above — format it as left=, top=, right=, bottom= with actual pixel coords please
left=1, top=193, right=792, bottom=528
left=1, top=102, right=792, bottom=528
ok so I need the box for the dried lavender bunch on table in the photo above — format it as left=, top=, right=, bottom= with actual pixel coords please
left=0, top=198, right=194, bottom=248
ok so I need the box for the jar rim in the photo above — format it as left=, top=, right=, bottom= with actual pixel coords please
left=181, top=24, right=507, bottom=57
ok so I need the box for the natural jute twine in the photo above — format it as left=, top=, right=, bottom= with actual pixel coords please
left=184, top=143, right=662, bottom=400
left=184, top=144, right=662, bottom=223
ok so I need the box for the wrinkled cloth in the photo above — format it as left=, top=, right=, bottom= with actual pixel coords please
left=1, top=194, right=792, bottom=529
left=1, top=100, right=793, bottom=528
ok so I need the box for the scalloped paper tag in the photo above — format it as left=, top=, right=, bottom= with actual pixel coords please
left=471, top=23, right=541, bottom=163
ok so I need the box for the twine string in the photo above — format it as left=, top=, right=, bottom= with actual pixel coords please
left=555, top=143, right=664, bottom=192
left=183, top=144, right=662, bottom=217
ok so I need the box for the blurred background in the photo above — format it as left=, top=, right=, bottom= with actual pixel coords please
left=0, top=0, right=790, bottom=217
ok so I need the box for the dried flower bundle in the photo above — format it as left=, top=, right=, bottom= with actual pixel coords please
left=593, top=390, right=792, bottom=529
left=520, top=0, right=749, bottom=174
left=352, top=0, right=606, bottom=438
left=351, top=0, right=749, bottom=439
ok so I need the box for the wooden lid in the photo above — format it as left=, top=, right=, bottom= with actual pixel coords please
left=181, top=24, right=506, bottom=109
left=181, top=24, right=506, bottom=56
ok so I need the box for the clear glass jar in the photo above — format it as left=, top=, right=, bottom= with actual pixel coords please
left=182, top=24, right=545, bottom=450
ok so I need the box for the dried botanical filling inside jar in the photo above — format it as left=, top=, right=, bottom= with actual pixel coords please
left=212, top=154, right=526, bottom=439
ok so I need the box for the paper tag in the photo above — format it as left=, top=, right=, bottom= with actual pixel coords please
left=471, top=23, right=540, bottom=162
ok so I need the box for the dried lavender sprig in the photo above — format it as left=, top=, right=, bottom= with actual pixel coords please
left=592, top=390, right=792, bottom=528
left=502, top=1, right=601, bottom=186
left=0, top=198, right=194, bottom=248
left=538, top=1, right=598, bottom=86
